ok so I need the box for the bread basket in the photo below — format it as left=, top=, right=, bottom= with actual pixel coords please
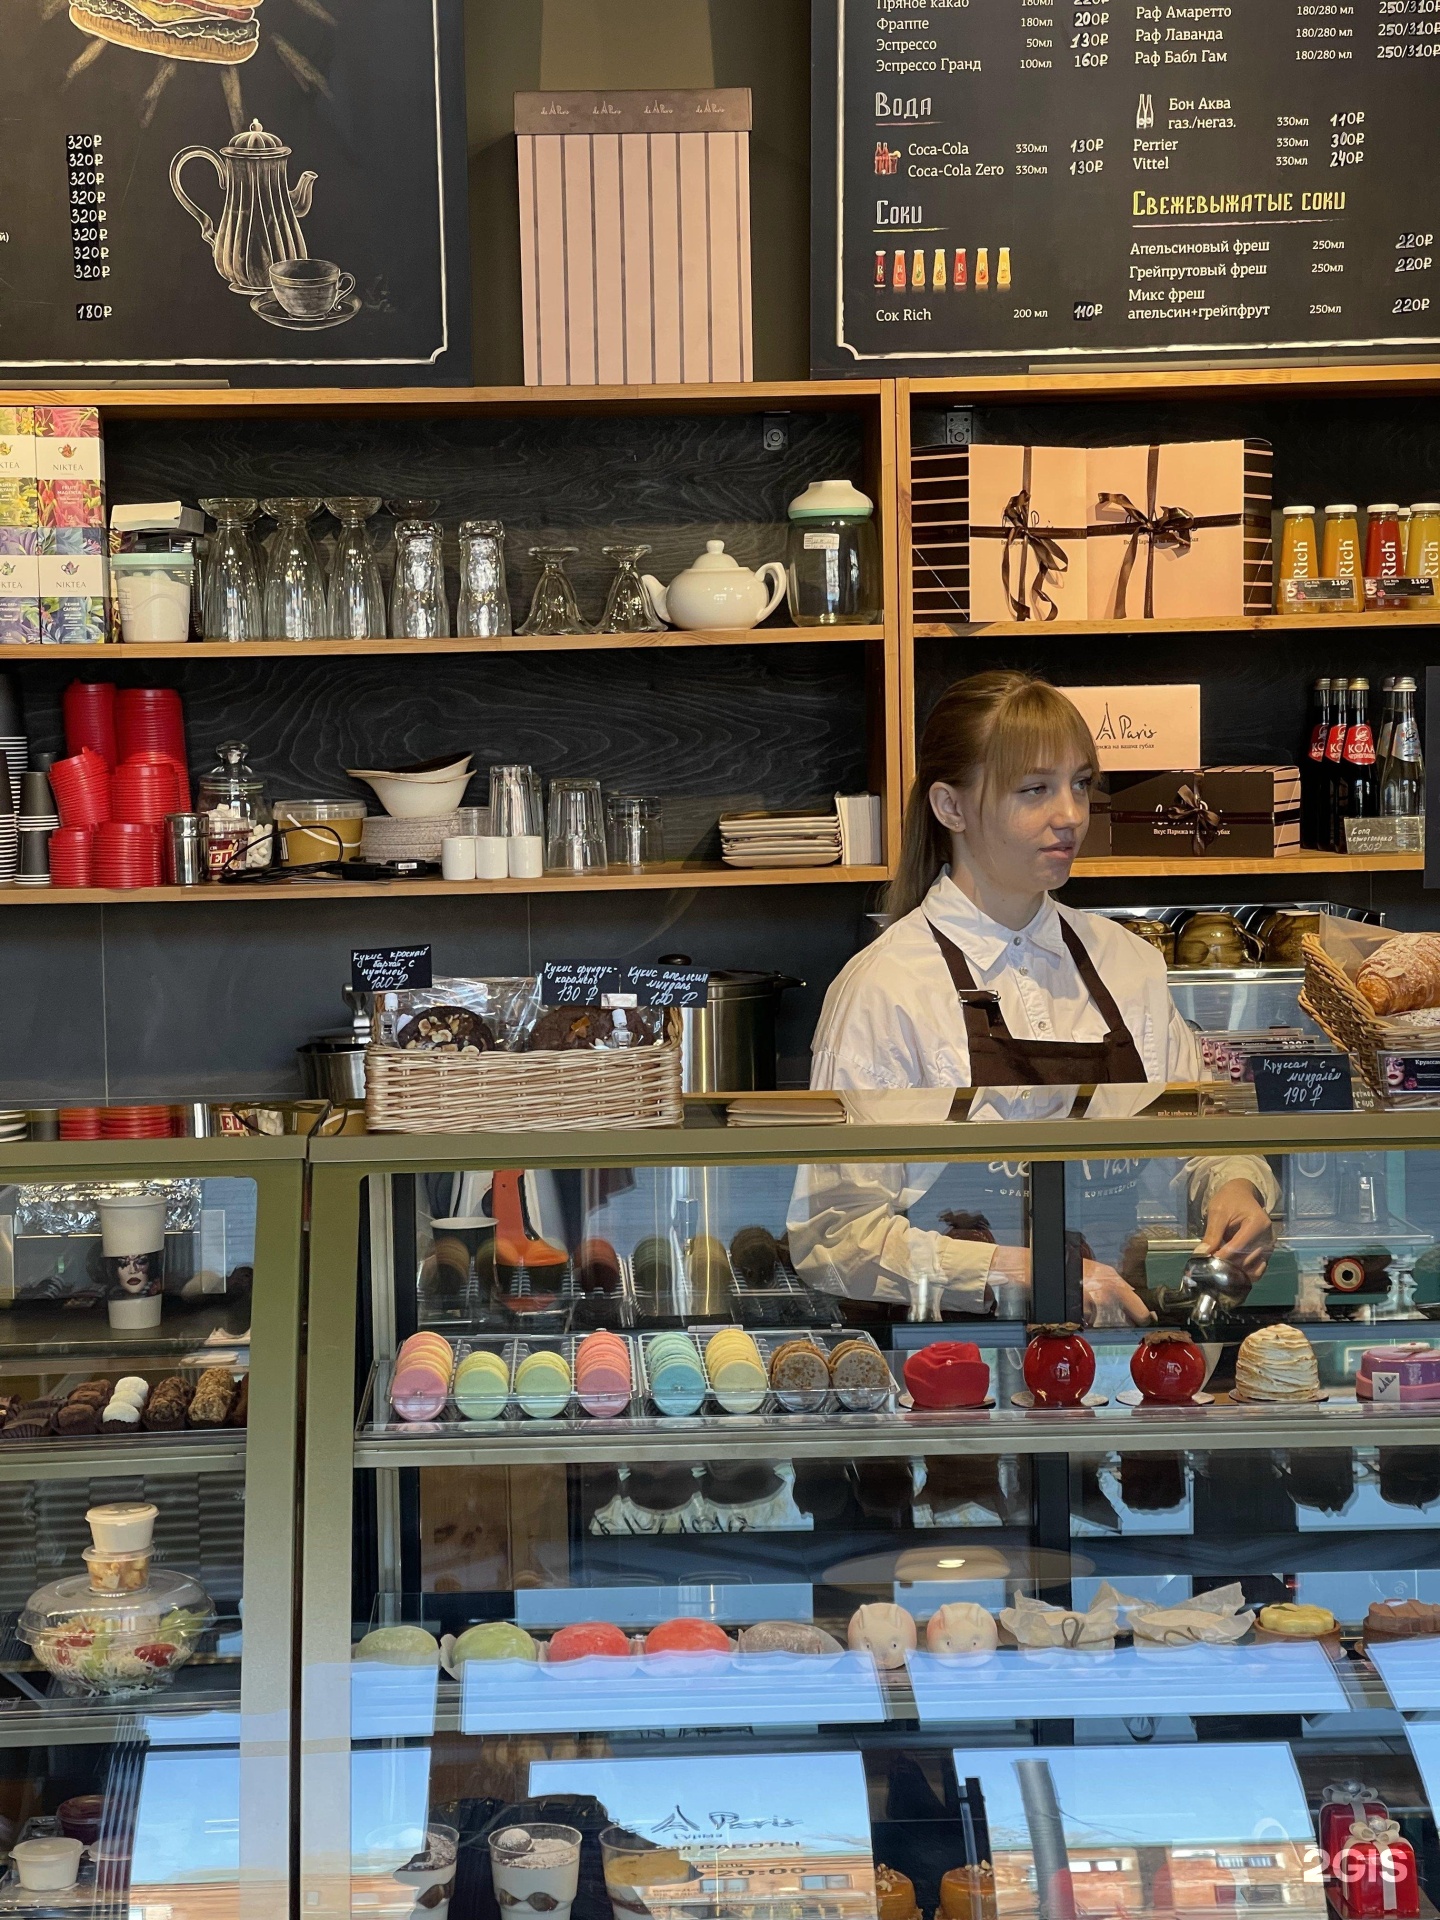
left=365, top=1008, right=684, bottom=1133
left=1300, top=923, right=1440, bottom=1099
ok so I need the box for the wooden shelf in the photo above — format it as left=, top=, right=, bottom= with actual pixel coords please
left=0, top=627, right=885, bottom=662
left=8, top=379, right=882, bottom=417
left=1072, top=851, right=1422, bottom=879
left=1, top=862, right=890, bottom=906
left=906, top=359, right=1440, bottom=405
left=916, top=610, right=1438, bottom=638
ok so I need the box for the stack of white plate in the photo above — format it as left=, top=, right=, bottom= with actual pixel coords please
left=0, top=1111, right=28, bottom=1142
left=359, top=812, right=463, bottom=862
left=719, top=809, right=842, bottom=868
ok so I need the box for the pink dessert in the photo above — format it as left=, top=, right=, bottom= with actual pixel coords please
left=1355, top=1345, right=1440, bottom=1402
left=546, top=1621, right=632, bottom=1661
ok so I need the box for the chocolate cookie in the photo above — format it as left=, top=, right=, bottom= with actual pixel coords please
left=527, top=1006, right=658, bottom=1052
left=395, top=1007, right=497, bottom=1054
left=729, top=1225, right=778, bottom=1287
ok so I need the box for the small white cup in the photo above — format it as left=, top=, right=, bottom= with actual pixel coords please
left=508, top=834, right=544, bottom=879
left=108, top=1294, right=163, bottom=1330
left=441, top=836, right=476, bottom=882
left=14, top=1838, right=83, bottom=1892
left=86, top=1501, right=158, bottom=1552
left=473, top=835, right=508, bottom=880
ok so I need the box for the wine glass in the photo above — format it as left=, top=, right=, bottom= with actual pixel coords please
left=324, top=497, right=385, bottom=639
left=259, top=498, right=325, bottom=641
left=518, top=546, right=585, bottom=636
left=198, top=497, right=262, bottom=642
left=595, top=543, right=662, bottom=633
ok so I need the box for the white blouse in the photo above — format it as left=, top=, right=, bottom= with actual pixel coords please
left=787, top=875, right=1279, bottom=1310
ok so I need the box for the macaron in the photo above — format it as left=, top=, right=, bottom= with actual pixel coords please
left=704, top=1329, right=768, bottom=1414
left=645, top=1333, right=706, bottom=1417
left=390, top=1333, right=454, bottom=1422
left=515, top=1348, right=572, bottom=1419
left=454, top=1348, right=510, bottom=1422
left=575, top=1330, right=632, bottom=1417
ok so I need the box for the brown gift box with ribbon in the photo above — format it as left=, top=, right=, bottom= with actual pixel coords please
left=1087, top=440, right=1273, bottom=620
left=1110, top=766, right=1301, bottom=858
left=968, top=444, right=1089, bottom=623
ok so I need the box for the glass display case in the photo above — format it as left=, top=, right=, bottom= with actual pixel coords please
left=0, top=1135, right=305, bottom=1920
left=298, top=1111, right=1440, bottom=1920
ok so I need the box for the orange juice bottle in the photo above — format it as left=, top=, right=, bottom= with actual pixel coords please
left=976, top=247, right=990, bottom=289
left=1277, top=505, right=1318, bottom=614
left=1320, top=503, right=1363, bottom=612
left=1406, top=501, right=1440, bottom=608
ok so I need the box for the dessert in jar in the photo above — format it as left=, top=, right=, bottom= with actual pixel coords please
left=1023, top=1325, right=1096, bottom=1406
left=21, top=1504, right=213, bottom=1697
left=1129, top=1328, right=1207, bottom=1403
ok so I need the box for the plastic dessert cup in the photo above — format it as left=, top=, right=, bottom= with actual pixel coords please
left=13, top=1839, right=84, bottom=1892
left=86, top=1501, right=158, bottom=1552
left=488, top=1822, right=581, bottom=1920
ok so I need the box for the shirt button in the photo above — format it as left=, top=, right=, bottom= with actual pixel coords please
left=1013, top=937, right=1022, bottom=947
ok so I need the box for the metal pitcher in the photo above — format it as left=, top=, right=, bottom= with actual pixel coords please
left=171, top=120, right=317, bottom=294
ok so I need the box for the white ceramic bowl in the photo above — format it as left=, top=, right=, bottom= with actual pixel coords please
left=355, top=770, right=473, bottom=820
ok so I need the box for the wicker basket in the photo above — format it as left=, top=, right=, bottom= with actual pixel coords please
left=1299, top=931, right=1388, bottom=1096
left=365, top=1010, right=684, bottom=1132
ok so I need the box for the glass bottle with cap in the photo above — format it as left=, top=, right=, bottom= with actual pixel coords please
left=1277, top=505, right=1318, bottom=614
left=1320, top=504, right=1363, bottom=613
left=1364, top=504, right=1404, bottom=590
left=197, top=741, right=273, bottom=876
left=785, top=479, right=882, bottom=626
left=1406, top=501, right=1440, bottom=609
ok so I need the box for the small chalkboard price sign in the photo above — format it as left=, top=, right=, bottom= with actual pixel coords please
left=626, top=966, right=710, bottom=1009
left=351, top=946, right=433, bottom=993
left=1251, top=1053, right=1353, bottom=1114
left=540, top=962, right=624, bottom=1007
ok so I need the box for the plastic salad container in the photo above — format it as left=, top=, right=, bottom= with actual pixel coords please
left=20, top=1563, right=214, bottom=1697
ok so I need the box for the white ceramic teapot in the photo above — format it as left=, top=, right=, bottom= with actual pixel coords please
left=642, top=541, right=786, bottom=630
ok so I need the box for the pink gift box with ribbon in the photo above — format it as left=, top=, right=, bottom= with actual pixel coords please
left=967, top=444, right=1089, bottom=623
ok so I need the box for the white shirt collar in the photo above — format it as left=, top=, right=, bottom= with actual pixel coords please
left=919, top=873, right=1066, bottom=969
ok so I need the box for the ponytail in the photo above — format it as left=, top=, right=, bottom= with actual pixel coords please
left=884, top=671, right=1098, bottom=920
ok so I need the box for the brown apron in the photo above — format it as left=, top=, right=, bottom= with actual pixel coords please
left=930, top=917, right=1147, bottom=1086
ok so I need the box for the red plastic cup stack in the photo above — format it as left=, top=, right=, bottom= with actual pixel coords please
left=48, top=827, right=95, bottom=888
left=101, top=1105, right=175, bottom=1139
left=49, top=750, right=113, bottom=830
left=62, top=681, right=118, bottom=769
left=58, top=1107, right=104, bottom=1140
left=94, top=820, right=163, bottom=889
left=116, top=689, right=189, bottom=807
left=113, top=756, right=179, bottom=826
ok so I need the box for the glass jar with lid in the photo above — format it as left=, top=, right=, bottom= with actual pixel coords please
left=197, top=740, right=273, bottom=876
left=784, top=479, right=882, bottom=625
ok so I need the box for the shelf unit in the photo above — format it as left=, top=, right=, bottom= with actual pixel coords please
left=2, top=625, right=885, bottom=661
left=898, top=365, right=1440, bottom=896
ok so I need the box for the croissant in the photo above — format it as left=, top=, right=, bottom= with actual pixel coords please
left=1356, top=933, right=1440, bottom=1014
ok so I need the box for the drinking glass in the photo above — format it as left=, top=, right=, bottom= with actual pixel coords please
left=488, top=764, right=543, bottom=837
left=519, top=546, right=585, bottom=636
left=457, top=520, right=511, bottom=637
left=595, top=543, right=662, bottom=633
left=324, top=497, right=385, bottom=639
left=546, top=777, right=608, bottom=873
left=199, top=497, right=262, bottom=643
left=606, top=793, right=663, bottom=868
left=259, top=497, right=326, bottom=641
left=388, top=499, right=449, bottom=639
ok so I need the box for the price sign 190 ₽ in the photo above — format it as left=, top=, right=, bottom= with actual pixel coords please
left=1251, top=1052, right=1354, bottom=1114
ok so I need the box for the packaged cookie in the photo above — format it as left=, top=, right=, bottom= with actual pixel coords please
left=376, top=978, right=539, bottom=1053
left=525, top=1005, right=661, bottom=1052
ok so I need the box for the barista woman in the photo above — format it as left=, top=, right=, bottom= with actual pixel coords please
left=788, top=672, right=1277, bottom=1324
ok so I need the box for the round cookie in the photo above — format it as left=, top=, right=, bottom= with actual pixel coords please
left=515, top=1348, right=571, bottom=1419
left=396, top=1006, right=496, bottom=1054
left=454, top=1349, right=510, bottom=1421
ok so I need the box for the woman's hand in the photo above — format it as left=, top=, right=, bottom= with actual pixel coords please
left=1081, top=1261, right=1152, bottom=1328
left=985, top=1246, right=1151, bottom=1327
left=1195, top=1178, right=1275, bottom=1281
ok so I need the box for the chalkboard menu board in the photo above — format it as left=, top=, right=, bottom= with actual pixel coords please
left=812, top=0, right=1440, bottom=375
left=0, top=0, right=469, bottom=384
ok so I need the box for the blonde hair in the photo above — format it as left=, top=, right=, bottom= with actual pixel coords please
left=885, top=672, right=1098, bottom=919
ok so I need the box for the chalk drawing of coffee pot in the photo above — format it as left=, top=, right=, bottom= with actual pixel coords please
left=170, top=119, right=317, bottom=294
